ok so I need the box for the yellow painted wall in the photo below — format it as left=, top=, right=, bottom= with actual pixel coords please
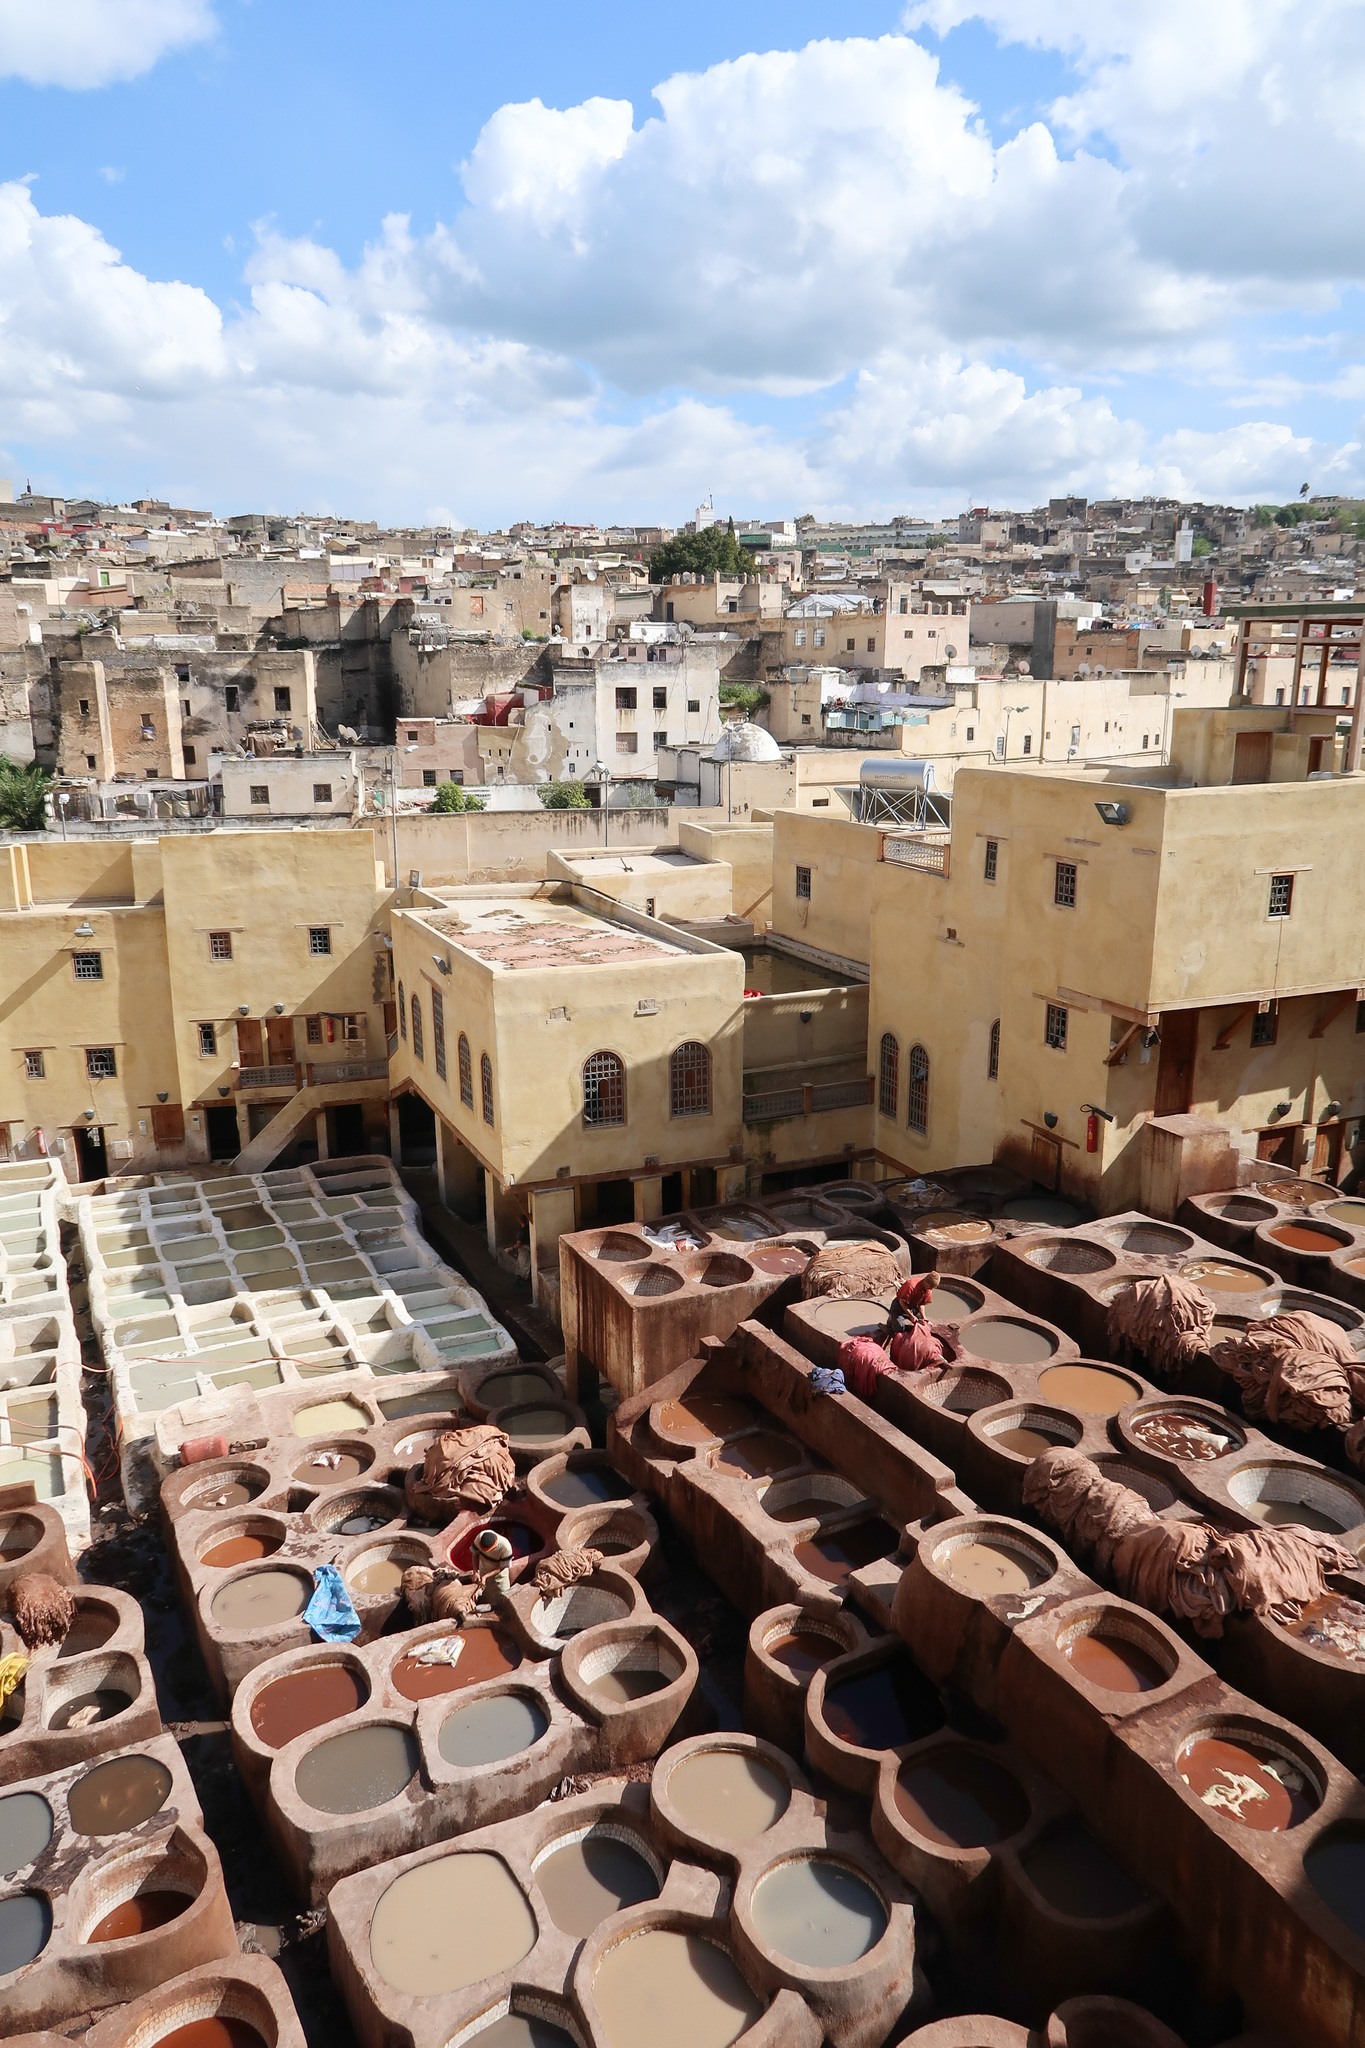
left=770, top=810, right=884, bottom=967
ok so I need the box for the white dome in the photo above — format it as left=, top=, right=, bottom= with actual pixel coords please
left=710, top=720, right=781, bottom=763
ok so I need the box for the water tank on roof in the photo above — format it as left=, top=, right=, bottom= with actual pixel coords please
left=858, top=758, right=938, bottom=793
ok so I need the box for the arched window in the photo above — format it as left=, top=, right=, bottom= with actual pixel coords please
left=410, top=995, right=424, bottom=1062
left=431, top=988, right=447, bottom=1080
left=481, top=1052, right=494, bottom=1126
left=458, top=1033, right=473, bottom=1108
left=583, top=1049, right=626, bottom=1127
left=669, top=1041, right=711, bottom=1118
left=878, top=1032, right=899, bottom=1117
left=907, top=1043, right=929, bottom=1135
left=397, top=981, right=406, bottom=1041
left=987, top=1018, right=1000, bottom=1082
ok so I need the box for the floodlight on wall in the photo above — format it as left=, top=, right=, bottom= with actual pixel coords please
left=72, top=921, right=95, bottom=938
left=156, top=1092, right=169, bottom=1103
left=1323, top=1101, right=1343, bottom=1122
left=1273, top=1101, right=1294, bottom=1120
left=217, top=1086, right=231, bottom=1098
left=1042, top=1111, right=1059, bottom=1130
left=238, top=1004, right=250, bottom=1016
left=273, top=1002, right=285, bottom=1015
left=1095, top=801, right=1130, bottom=827
left=1081, top=1103, right=1115, bottom=1123
left=1143, top=1027, right=1162, bottom=1050
left=83, top=1108, right=96, bottom=1120
left=433, top=955, right=452, bottom=975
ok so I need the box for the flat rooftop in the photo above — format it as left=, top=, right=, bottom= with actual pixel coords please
left=561, top=850, right=711, bottom=877
left=425, top=896, right=683, bottom=970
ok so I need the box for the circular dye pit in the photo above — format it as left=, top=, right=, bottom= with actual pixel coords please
left=48, top=1686, right=132, bottom=1732
left=503, top=1408, right=573, bottom=1443
left=748, top=1246, right=811, bottom=1277
left=590, top=1664, right=672, bottom=1705
left=960, top=1318, right=1056, bottom=1366
left=763, top=1628, right=842, bottom=1682
left=711, top=1431, right=805, bottom=1480
left=1285, top=1592, right=1365, bottom=1664
left=793, top=1518, right=898, bottom=1587
left=593, top=1928, right=763, bottom=2048
left=1306, top=1829, right=1365, bottom=1943
left=1022, top=1819, right=1150, bottom=1920
left=199, top=1532, right=281, bottom=1569
left=940, top=1536, right=1051, bottom=1599
left=294, top=1725, right=418, bottom=1815
left=293, top=1449, right=367, bottom=1486
left=0, top=1792, right=52, bottom=1877
left=68, top=1755, right=172, bottom=1835
left=1129, top=1408, right=1240, bottom=1461
left=986, top=1416, right=1076, bottom=1459
left=392, top=1627, right=522, bottom=1701
left=924, top=1218, right=993, bottom=1243
left=249, top=1664, right=367, bottom=1748
left=347, top=1555, right=407, bottom=1598
left=87, top=1889, right=189, bottom=1942
left=656, top=1394, right=760, bottom=1444
left=763, top=1484, right=855, bottom=1525
left=438, top=1691, right=548, bottom=1768
left=59, top=1604, right=120, bottom=1659
left=0, top=1514, right=41, bottom=1562
left=539, top=1465, right=631, bottom=1510
left=1244, top=1496, right=1353, bottom=1535
left=667, top=1750, right=789, bottom=1840
left=1176, top=1732, right=1317, bottom=1830
left=1037, top=1364, right=1141, bottom=1416
left=150, top=2023, right=265, bottom=2048
left=536, top=1828, right=659, bottom=1936
left=1324, top=1201, right=1365, bottom=1230
left=474, top=2020, right=574, bottom=2048
left=752, top=1857, right=886, bottom=1967
left=331, top=1508, right=393, bottom=1536
left=894, top=1750, right=1029, bottom=1848
left=187, top=1479, right=260, bottom=1510
left=928, top=1282, right=982, bottom=1323
left=450, top=1522, right=541, bottom=1572
left=0, top=1891, right=50, bottom=1974
left=479, top=1370, right=559, bottom=1408
left=1270, top=1222, right=1345, bottom=1254
left=1181, top=1260, right=1265, bottom=1296
left=371, top=1851, right=536, bottom=1996
left=1065, top=1630, right=1169, bottom=1695
left=293, top=1399, right=372, bottom=1438
left=211, top=1570, right=310, bottom=1631
left=822, top=1656, right=945, bottom=1752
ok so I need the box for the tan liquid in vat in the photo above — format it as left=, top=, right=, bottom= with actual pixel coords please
left=944, top=1540, right=1046, bottom=1597
left=535, top=1829, right=659, bottom=1935
left=666, top=1750, right=789, bottom=1839
left=370, top=1851, right=535, bottom=1995
left=211, top=1569, right=309, bottom=1630
left=1038, top=1364, right=1139, bottom=1416
left=593, top=1928, right=763, bottom=2048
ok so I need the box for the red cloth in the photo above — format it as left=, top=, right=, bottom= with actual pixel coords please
left=889, top=1322, right=954, bottom=1374
left=896, top=1275, right=935, bottom=1315
left=837, top=1335, right=896, bottom=1399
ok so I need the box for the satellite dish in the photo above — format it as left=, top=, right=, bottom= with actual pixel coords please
left=944, top=644, right=958, bottom=659
left=1017, top=658, right=1030, bottom=675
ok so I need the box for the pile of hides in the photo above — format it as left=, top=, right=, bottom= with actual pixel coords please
left=405, top=1423, right=517, bottom=1521
left=401, top=1565, right=482, bottom=1625
left=1212, top=1312, right=1365, bottom=1442
left=532, top=1547, right=604, bottom=1595
left=5, top=1574, right=75, bottom=1649
left=1022, top=1447, right=1356, bottom=1637
left=837, top=1335, right=898, bottom=1400
left=800, top=1241, right=903, bottom=1303
left=1106, top=1274, right=1215, bottom=1381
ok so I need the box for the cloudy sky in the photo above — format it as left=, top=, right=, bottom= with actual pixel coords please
left=1, top=0, right=1362, bottom=524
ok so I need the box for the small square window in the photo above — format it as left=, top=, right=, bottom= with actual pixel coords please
left=652, top=687, right=667, bottom=710
left=225, top=685, right=239, bottom=711
left=72, top=950, right=103, bottom=982
left=309, top=927, right=332, bottom=956
left=274, top=687, right=292, bottom=712
left=250, top=784, right=269, bottom=806
left=23, top=1050, right=44, bottom=1080
left=423, top=769, right=437, bottom=787
left=183, top=745, right=196, bottom=766
left=182, top=699, right=191, bottom=717
left=1251, top=1005, right=1278, bottom=1047
left=312, top=783, right=333, bottom=804
left=197, top=1022, right=216, bottom=1057
left=617, top=732, right=638, bottom=754
left=1044, top=1002, right=1068, bottom=1051
left=1054, top=861, right=1078, bottom=909
left=846, top=638, right=855, bottom=652
left=448, top=769, right=462, bottom=785
left=141, top=719, right=156, bottom=739
left=795, top=864, right=812, bottom=900
left=983, top=839, right=998, bottom=882
left=1268, top=873, right=1294, bottom=918
left=407, top=731, right=419, bottom=742
left=208, top=931, right=233, bottom=961
left=85, top=754, right=97, bottom=770
left=615, top=686, right=637, bottom=710
left=85, top=1046, right=117, bottom=1079
left=306, top=1015, right=323, bottom=1044
left=966, top=726, right=974, bottom=741
left=654, top=730, right=667, bottom=751
left=687, top=699, right=700, bottom=713
left=867, top=636, right=876, bottom=652
left=78, top=698, right=90, bottom=716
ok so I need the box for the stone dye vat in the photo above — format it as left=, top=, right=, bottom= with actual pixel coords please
left=159, top=1393, right=591, bottom=1701
left=230, top=1577, right=693, bottom=1902
left=75, top=1159, right=517, bottom=1508
left=0, top=1584, right=158, bottom=1788
left=891, top=1511, right=1365, bottom=2046
left=7, top=1952, right=309, bottom=2048
left=0, top=1160, right=88, bottom=1553
left=743, top=1603, right=872, bottom=1755
left=328, top=1736, right=917, bottom=2048
left=0, top=1732, right=235, bottom=2031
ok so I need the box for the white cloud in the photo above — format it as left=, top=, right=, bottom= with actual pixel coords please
left=0, top=0, right=215, bottom=89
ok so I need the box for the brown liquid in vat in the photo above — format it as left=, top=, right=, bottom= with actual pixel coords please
left=1270, top=1222, right=1340, bottom=1254
left=59, top=1604, right=119, bottom=1658
left=1038, top=1364, right=1139, bottom=1416
left=961, top=1318, right=1056, bottom=1365
left=535, top=1829, right=659, bottom=1935
left=211, top=1569, right=309, bottom=1630
left=1130, top=1410, right=1236, bottom=1461
left=541, top=1466, right=631, bottom=1509
left=592, top=1667, right=671, bottom=1703
left=894, top=1751, right=1029, bottom=1847
left=196, top=1481, right=253, bottom=1509
left=48, top=1687, right=131, bottom=1731
left=748, top=1246, right=811, bottom=1276
left=348, top=1557, right=406, bottom=1596
left=929, top=1284, right=980, bottom=1322
left=666, top=1750, right=789, bottom=1838
left=794, top=1518, right=897, bottom=1585
left=294, top=1450, right=365, bottom=1485
left=391, top=1628, right=522, bottom=1700
left=765, top=1629, right=837, bottom=1680
left=593, top=1928, right=763, bottom=2048
left=1066, top=1632, right=1167, bottom=1694
left=1251, top=1498, right=1347, bottom=1533
left=1182, top=1261, right=1263, bottom=1295
left=1285, top=1592, right=1365, bottom=1664
left=1177, top=1735, right=1315, bottom=1830
left=711, top=1431, right=804, bottom=1479
left=992, top=1426, right=1062, bottom=1458
left=154, top=2022, right=265, bottom=2048
left=249, top=1664, right=366, bottom=1747
left=944, top=1539, right=1046, bottom=1597
left=822, top=1656, right=944, bottom=1750
left=764, top=1490, right=839, bottom=1524
left=67, top=1755, right=172, bottom=1835
left=87, top=1890, right=188, bottom=1942
left=657, top=1393, right=760, bottom=1443
left=474, top=2020, right=573, bottom=2048
left=200, top=1533, right=278, bottom=1568
left=0, top=1514, right=40, bottom=1561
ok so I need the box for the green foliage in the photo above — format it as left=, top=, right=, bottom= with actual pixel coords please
left=540, top=780, right=591, bottom=810
left=719, top=682, right=770, bottom=713
left=0, top=758, right=51, bottom=833
left=1191, top=534, right=1213, bottom=557
left=428, top=781, right=485, bottom=813
left=1252, top=505, right=1276, bottom=528
left=649, top=518, right=756, bottom=582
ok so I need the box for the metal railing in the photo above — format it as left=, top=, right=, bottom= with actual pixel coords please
left=306, top=1058, right=389, bottom=1085
left=236, top=1064, right=300, bottom=1089
left=882, top=832, right=951, bottom=875
left=743, top=1075, right=874, bottom=1125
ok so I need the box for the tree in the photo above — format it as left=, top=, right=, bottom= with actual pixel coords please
left=719, top=682, right=770, bottom=714
left=1191, top=535, right=1213, bottom=557
left=428, top=782, right=485, bottom=813
left=540, top=780, right=591, bottom=810
left=648, top=523, right=756, bottom=582
left=0, top=758, right=50, bottom=833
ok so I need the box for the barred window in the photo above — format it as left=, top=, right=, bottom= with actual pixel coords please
left=878, top=1032, right=899, bottom=1117
left=23, top=1050, right=44, bottom=1079
left=72, top=952, right=102, bottom=981
left=669, top=1041, right=711, bottom=1118
left=208, top=931, right=233, bottom=961
left=987, top=1018, right=1000, bottom=1081
left=795, top=864, right=812, bottom=900
left=983, top=838, right=998, bottom=882
left=85, top=1046, right=117, bottom=1079
left=309, top=927, right=332, bottom=956
left=481, top=1052, right=494, bottom=1126
left=458, top=1033, right=473, bottom=1108
left=197, top=1023, right=216, bottom=1058
left=250, top=784, right=269, bottom=806
left=411, top=995, right=424, bottom=1062
left=398, top=981, right=406, bottom=1041
left=306, top=1015, right=323, bottom=1045
left=431, top=987, right=447, bottom=1079
left=583, top=1049, right=626, bottom=1127
left=1054, top=860, right=1078, bottom=908
left=1251, top=1003, right=1278, bottom=1047
left=1268, top=874, right=1294, bottom=919
left=906, top=1043, right=929, bottom=1135
left=1045, top=1003, right=1068, bottom=1051
left=312, top=783, right=332, bottom=805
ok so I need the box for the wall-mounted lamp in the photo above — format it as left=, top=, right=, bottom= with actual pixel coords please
left=237, top=1004, right=250, bottom=1016
left=72, top=921, right=95, bottom=939
left=1094, top=801, right=1130, bottom=828
left=273, top=1002, right=285, bottom=1015
left=156, top=1091, right=169, bottom=1103
left=1142, top=1026, right=1162, bottom=1050
left=1042, top=1111, right=1059, bottom=1130
left=217, top=1086, right=231, bottom=1098
left=1273, top=1100, right=1293, bottom=1120
left=1322, top=1101, right=1343, bottom=1122
left=432, top=955, right=452, bottom=975
left=1081, top=1103, right=1115, bottom=1123
left=83, top=1107, right=96, bottom=1120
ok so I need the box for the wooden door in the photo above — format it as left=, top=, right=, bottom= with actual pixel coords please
left=1257, top=1126, right=1298, bottom=1167
left=236, top=1019, right=264, bottom=1066
left=1031, top=1131, right=1061, bottom=1192
left=1154, top=1010, right=1198, bottom=1117
left=151, top=1104, right=185, bottom=1148
left=1313, top=1122, right=1346, bottom=1183
left=1308, top=736, right=1328, bottom=775
left=265, top=1016, right=295, bottom=1065
left=1232, top=730, right=1273, bottom=784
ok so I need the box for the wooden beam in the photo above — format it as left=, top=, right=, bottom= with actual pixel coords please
left=1213, top=1004, right=1256, bottom=1051
left=1310, top=991, right=1356, bottom=1039
left=1104, top=1022, right=1142, bottom=1067
left=1054, top=986, right=1155, bottom=1025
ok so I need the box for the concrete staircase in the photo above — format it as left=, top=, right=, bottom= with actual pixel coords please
left=230, top=1078, right=385, bottom=1175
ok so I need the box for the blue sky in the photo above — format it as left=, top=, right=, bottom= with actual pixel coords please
left=1, top=0, right=1362, bottom=524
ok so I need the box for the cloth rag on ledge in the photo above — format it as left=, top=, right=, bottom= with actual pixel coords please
left=304, top=1563, right=361, bottom=1643
left=810, top=1366, right=847, bottom=1397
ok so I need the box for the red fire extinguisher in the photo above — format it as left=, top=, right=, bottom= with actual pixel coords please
left=1086, top=1112, right=1099, bottom=1154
